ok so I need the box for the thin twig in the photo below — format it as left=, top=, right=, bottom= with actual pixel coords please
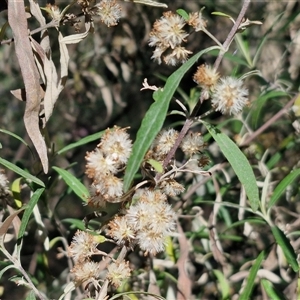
left=213, top=0, right=251, bottom=70
left=0, top=20, right=58, bottom=45
left=239, top=94, right=297, bottom=147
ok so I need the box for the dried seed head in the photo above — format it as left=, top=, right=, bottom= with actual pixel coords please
left=0, top=170, right=10, bottom=199
left=187, top=10, right=207, bottom=32
left=198, top=155, right=211, bottom=168
left=163, top=46, right=193, bottom=66
left=126, top=189, right=176, bottom=255
left=211, top=77, right=249, bottom=115
left=180, top=131, right=206, bottom=156
left=94, top=0, right=122, bottom=27
left=106, top=260, right=131, bottom=288
left=158, top=178, right=185, bottom=197
left=68, top=230, right=99, bottom=263
left=149, top=11, right=190, bottom=65
left=151, top=129, right=179, bottom=161
left=71, top=261, right=101, bottom=287
left=149, top=11, right=188, bottom=49
left=193, top=64, right=220, bottom=93
left=106, top=215, right=136, bottom=246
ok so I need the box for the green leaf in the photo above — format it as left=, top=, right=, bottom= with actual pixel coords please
left=250, top=91, right=289, bottom=129
left=203, top=122, right=259, bottom=211
left=261, top=279, right=287, bottom=300
left=211, top=11, right=232, bottom=19
left=239, top=250, right=267, bottom=300
left=57, top=130, right=104, bottom=155
left=62, top=218, right=87, bottom=231
left=222, top=218, right=266, bottom=233
left=0, top=129, right=29, bottom=147
left=52, top=167, right=89, bottom=202
left=253, top=13, right=284, bottom=67
left=235, top=33, right=252, bottom=67
left=25, top=290, right=37, bottom=300
left=164, top=236, right=176, bottom=263
left=17, top=188, right=44, bottom=254
left=0, top=158, right=45, bottom=187
left=11, top=178, right=23, bottom=208
left=271, top=226, right=299, bottom=272
left=147, top=159, right=163, bottom=173
left=213, top=269, right=230, bottom=299
left=176, top=9, right=189, bottom=21
left=268, top=169, right=300, bottom=210
left=123, top=46, right=220, bottom=192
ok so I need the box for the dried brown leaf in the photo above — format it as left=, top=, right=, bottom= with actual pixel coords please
left=60, top=21, right=93, bottom=44
left=8, top=0, right=48, bottom=173
left=176, top=222, right=192, bottom=300
left=30, top=33, right=69, bottom=123
left=147, top=269, right=161, bottom=300
left=0, top=206, right=25, bottom=238
left=29, top=0, right=53, bottom=55
left=11, top=86, right=45, bottom=102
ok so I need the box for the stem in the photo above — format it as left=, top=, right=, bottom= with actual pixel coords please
left=1, top=248, right=46, bottom=300
left=214, top=0, right=251, bottom=70
left=202, top=27, right=224, bottom=49
left=239, top=94, right=296, bottom=147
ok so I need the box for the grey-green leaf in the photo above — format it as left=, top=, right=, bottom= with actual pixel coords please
left=271, top=225, right=299, bottom=272
left=0, top=158, right=45, bottom=187
left=261, top=279, right=287, bottom=300
left=57, top=130, right=104, bottom=155
left=203, top=122, right=259, bottom=211
left=52, top=167, right=89, bottom=202
left=268, top=169, right=300, bottom=210
left=17, top=188, right=44, bottom=251
left=239, top=250, right=266, bottom=300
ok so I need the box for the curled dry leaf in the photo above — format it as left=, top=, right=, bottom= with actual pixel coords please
left=11, top=86, right=45, bottom=102
left=8, top=0, right=49, bottom=173
left=30, top=33, right=69, bottom=123
left=0, top=207, right=25, bottom=239
left=60, top=20, right=94, bottom=45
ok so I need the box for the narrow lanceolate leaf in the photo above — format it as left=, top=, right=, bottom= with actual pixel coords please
left=261, top=279, right=287, bottom=300
left=268, top=169, right=300, bottom=210
left=123, top=46, right=220, bottom=192
left=0, top=129, right=29, bottom=147
left=52, top=167, right=89, bottom=202
left=127, top=0, right=168, bottom=8
left=203, top=122, right=260, bottom=211
left=271, top=226, right=299, bottom=272
left=239, top=250, right=267, bottom=300
left=0, top=157, right=45, bottom=187
left=8, top=0, right=48, bottom=173
left=17, top=188, right=44, bottom=251
left=57, top=130, right=104, bottom=155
